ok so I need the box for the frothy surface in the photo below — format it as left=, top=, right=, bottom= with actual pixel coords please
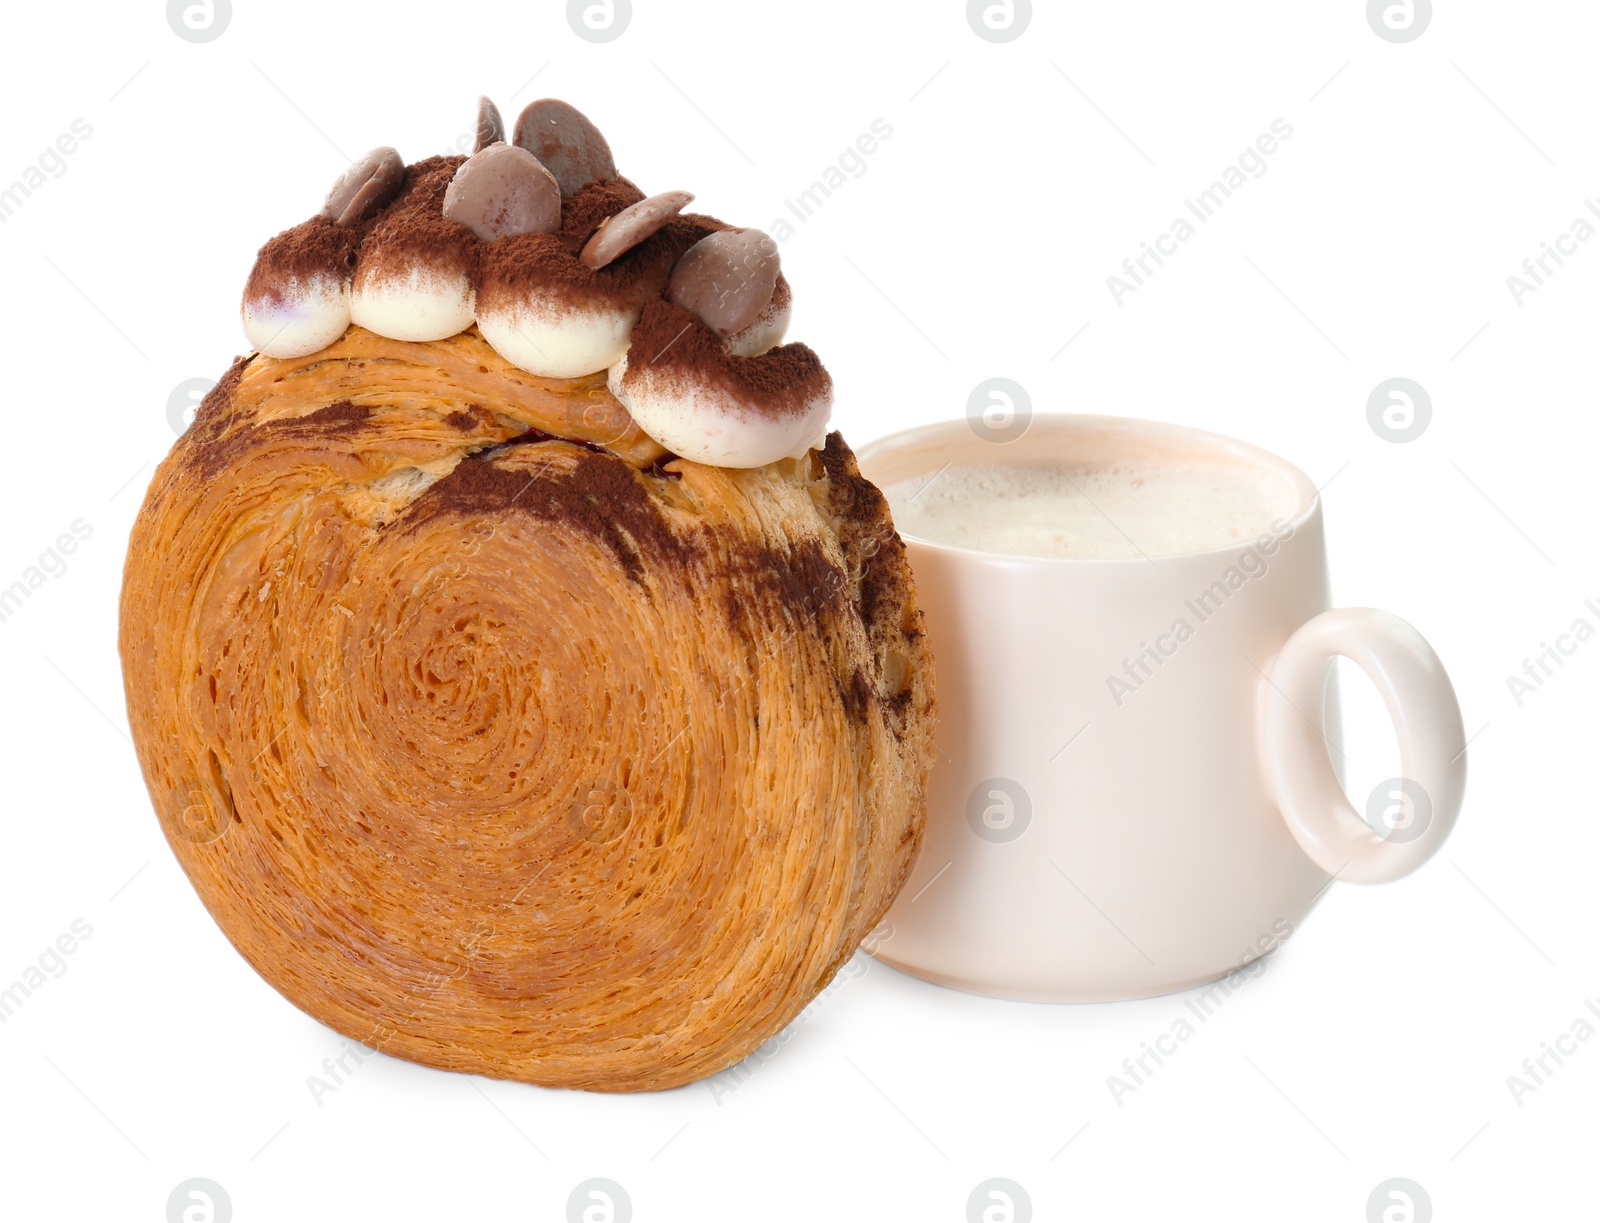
left=885, top=457, right=1303, bottom=560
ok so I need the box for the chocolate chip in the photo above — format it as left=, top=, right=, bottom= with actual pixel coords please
left=581, top=190, right=694, bottom=269
left=442, top=143, right=562, bottom=242
left=666, top=229, right=782, bottom=336
left=475, top=96, right=504, bottom=152
left=513, top=99, right=616, bottom=198
left=323, top=147, right=405, bottom=227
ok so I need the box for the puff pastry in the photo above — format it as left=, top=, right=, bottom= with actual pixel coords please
left=119, top=326, right=936, bottom=1091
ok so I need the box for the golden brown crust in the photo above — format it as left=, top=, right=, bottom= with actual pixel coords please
left=119, top=330, right=935, bottom=1092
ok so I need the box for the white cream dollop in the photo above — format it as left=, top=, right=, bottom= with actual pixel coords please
left=243, top=275, right=351, bottom=359
left=350, top=261, right=475, bottom=343
left=608, top=352, right=831, bottom=469
left=478, top=296, right=638, bottom=379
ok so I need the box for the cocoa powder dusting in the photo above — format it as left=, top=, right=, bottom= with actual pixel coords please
left=247, top=158, right=474, bottom=304
left=402, top=444, right=686, bottom=584
left=294, top=400, right=372, bottom=432
left=476, top=239, right=669, bottom=313
left=357, top=156, right=478, bottom=278
left=662, top=212, right=732, bottom=252
left=244, top=218, right=362, bottom=304
left=473, top=195, right=735, bottom=315
left=187, top=353, right=253, bottom=446
left=817, top=432, right=910, bottom=633
left=724, top=537, right=848, bottom=627
left=189, top=399, right=374, bottom=481
left=555, top=178, right=647, bottom=255
left=473, top=178, right=707, bottom=314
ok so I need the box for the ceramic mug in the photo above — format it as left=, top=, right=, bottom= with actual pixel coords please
left=855, top=415, right=1467, bottom=1001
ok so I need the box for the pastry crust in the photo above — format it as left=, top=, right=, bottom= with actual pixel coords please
left=119, top=326, right=935, bottom=1091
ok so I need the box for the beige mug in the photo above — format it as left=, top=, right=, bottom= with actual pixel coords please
left=856, top=415, right=1467, bottom=1001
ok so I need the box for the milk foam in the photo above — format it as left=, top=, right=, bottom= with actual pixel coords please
left=885, top=457, right=1303, bottom=560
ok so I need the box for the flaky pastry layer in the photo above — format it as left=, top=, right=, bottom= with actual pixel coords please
left=119, top=326, right=935, bottom=1091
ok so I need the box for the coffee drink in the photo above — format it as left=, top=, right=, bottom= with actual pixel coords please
left=884, top=455, right=1304, bottom=560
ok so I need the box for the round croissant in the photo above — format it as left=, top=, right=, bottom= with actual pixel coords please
left=119, top=326, right=935, bottom=1092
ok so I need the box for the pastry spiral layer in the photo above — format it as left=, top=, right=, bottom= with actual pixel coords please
left=119, top=326, right=935, bottom=1092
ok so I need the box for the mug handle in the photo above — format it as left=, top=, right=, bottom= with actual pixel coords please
left=1259, top=607, right=1467, bottom=884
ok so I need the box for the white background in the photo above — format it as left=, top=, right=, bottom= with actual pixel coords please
left=0, top=1, right=1594, bottom=1219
